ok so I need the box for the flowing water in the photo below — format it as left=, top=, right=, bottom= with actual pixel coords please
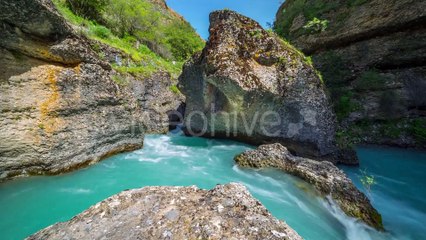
left=0, top=133, right=425, bottom=239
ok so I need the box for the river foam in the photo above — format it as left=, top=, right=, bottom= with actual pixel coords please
left=0, top=134, right=425, bottom=239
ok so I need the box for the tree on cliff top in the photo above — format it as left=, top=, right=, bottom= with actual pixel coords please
left=64, top=0, right=204, bottom=61
left=66, top=0, right=107, bottom=23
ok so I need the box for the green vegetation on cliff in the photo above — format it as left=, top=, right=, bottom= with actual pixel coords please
left=411, top=119, right=426, bottom=143
left=102, top=0, right=204, bottom=61
left=274, top=0, right=426, bottom=150
left=303, top=17, right=328, bottom=33
left=274, top=0, right=368, bottom=38
left=336, top=118, right=426, bottom=150
left=53, top=0, right=204, bottom=78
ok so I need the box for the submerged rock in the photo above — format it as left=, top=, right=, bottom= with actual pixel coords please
left=179, top=10, right=338, bottom=161
left=0, top=0, right=180, bottom=181
left=28, top=183, right=302, bottom=240
left=234, top=143, right=383, bottom=230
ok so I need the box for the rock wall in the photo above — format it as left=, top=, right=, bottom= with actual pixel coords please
left=179, top=10, right=339, bottom=161
left=128, top=71, right=184, bottom=133
left=0, top=0, right=180, bottom=181
left=274, top=0, right=426, bottom=149
left=28, top=183, right=302, bottom=240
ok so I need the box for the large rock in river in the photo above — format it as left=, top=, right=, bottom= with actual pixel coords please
left=28, top=183, right=302, bottom=240
left=235, top=143, right=383, bottom=230
left=179, top=10, right=338, bottom=161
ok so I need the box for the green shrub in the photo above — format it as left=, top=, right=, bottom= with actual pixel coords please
left=111, top=75, right=128, bottom=86
left=303, top=17, right=329, bottom=33
left=164, top=22, right=205, bottom=61
left=66, top=0, right=107, bottom=22
left=335, top=91, right=358, bottom=121
left=249, top=29, right=263, bottom=38
left=336, top=129, right=352, bottom=148
left=359, top=169, right=376, bottom=195
left=90, top=25, right=111, bottom=39
left=336, top=120, right=374, bottom=149
left=355, top=70, right=386, bottom=91
left=105, top=0, right=160, bottom=37
left=380, top=121, right=402, bottom=138
left=305, top=56, right=313, bottom=65
left=274, top=0, right=336, bottom=38
left=316, top=52, right=349, bottom=88
left=410, top=119, right=426, bottom=143
left=170, top=85, right=180, bottom=94
left=101, top=0, right=204, bottom=61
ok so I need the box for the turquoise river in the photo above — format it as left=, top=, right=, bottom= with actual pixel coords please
left=1, top=133, right=425, bottom=239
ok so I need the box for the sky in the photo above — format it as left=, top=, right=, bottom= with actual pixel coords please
left=165, top=0, right=283, bottom=39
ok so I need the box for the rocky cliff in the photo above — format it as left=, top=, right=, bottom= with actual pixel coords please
left=179, top=10, right=339, bottom=161
left=28, top=183, right=302, bottom=240
left=0, top=0, right=180, bottom=181
left=274, top=0, right=426, bottom=149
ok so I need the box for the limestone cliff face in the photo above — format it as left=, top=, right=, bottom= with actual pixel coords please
left=179, top=10, right=338, bottom=161
left=0, top=0, right=179, bottom=181
left=275, top=0, right=426, bottom=149
left=28, top=183, right=302, bottom=240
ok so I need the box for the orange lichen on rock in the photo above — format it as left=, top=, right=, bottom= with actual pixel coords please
left=38, top=66, right=64, bottom=134
left=74, top=64, right=81, bottom=75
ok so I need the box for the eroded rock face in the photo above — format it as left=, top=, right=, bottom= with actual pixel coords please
left=28, top=183, right=302, bottom=240
left=234, top=143, right=383, bottom=230
left=128, top=71, right=184, bottom=134
left=275, top=0, right=426, bottom=149
left=0, top=0, right=104, bottom=67
left=0, top=0, right=179, bottom=181
left=0, top=61, right=146, bottom=180
left=179, top=10, right=337, bottom=161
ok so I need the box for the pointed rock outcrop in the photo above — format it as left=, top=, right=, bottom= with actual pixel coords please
left=179, top=10, right=339, bottom=161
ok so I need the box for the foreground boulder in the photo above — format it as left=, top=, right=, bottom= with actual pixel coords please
left=0, top=0, right=179, bottom=181
left=28, top=183, right=302, bottom=240
left=234, top=144, right=383, bottom=230
left=275, top=0, right=426, bottom=149
left=179, top=10, right=338, bottom=161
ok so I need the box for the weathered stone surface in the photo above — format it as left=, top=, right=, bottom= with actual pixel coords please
left=0, top=63, right=145, bottom=181
left=127, top=72, right=184, bottom=134
left=234, top=143, right=383, bottom=230
left=0, top=0, right=181, bottom=181
left=0, top=0, right=105, bottom=67
left=275, top=0, right=426, bottom=56
left=28, top=183, right=302, bottom=240
left=275, top=0, right=426, bottom=149
left=179, top=10, right=338, bottom=161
